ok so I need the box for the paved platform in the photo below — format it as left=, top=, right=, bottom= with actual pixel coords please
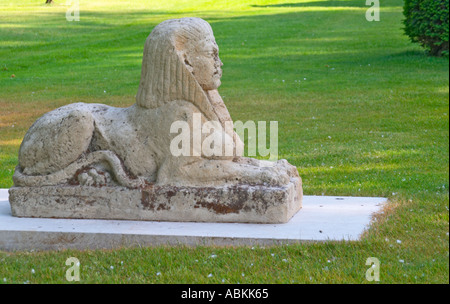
left=0, top=189, right=387, bottom=251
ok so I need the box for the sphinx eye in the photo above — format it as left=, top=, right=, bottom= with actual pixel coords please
left=205, top=48, right=217, bottom=56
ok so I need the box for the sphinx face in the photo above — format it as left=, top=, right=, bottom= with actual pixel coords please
left=184, top=35, right=223, bottom=91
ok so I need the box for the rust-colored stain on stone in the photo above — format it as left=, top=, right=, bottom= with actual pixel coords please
left=195, top=200, right=240, bottom=214
left=193, top=186, right=253, bottom=214
left=140, top=184, right=273, bottom=215
left=141, top=190, right=155, bottom=210
left=9, top=177, right=302, bottom=223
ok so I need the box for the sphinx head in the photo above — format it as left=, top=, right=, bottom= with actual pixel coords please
left=180, top=27, right=223, bottom=91
left=136, top=18, right=224, bottom=109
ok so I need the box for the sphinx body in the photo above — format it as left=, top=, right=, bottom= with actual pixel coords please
left=15, top=99, right=293, bottom=188
left=14, top=17, right=295, bottom=189
left=10, top=18, right=302, bottom=223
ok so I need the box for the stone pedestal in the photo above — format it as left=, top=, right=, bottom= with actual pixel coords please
left=9, top=177, right=302, bottom=224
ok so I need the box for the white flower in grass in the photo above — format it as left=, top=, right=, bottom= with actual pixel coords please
left=31, top=269, right=35, bottom=274
left=396, top=240, right=402, bottom=244
left=207, top=273, right=213, bottom=278
left=156, top=272, right=161, bottom=276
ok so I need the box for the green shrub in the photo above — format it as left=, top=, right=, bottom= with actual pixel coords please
left=403, top=0, right=449, bottom=57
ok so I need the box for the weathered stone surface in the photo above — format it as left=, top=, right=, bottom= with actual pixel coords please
left=9, top=177, right=302, bottom=223
left=10, top=17, right=303, bottom=223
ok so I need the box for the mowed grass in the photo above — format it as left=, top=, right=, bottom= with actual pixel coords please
left=0, top=0, right=448, bottom=283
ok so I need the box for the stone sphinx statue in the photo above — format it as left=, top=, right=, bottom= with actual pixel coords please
left=9, top=18, right=302, bottom=223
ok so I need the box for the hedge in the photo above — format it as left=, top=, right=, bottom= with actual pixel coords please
left=403, top=0, right=449, bottom=57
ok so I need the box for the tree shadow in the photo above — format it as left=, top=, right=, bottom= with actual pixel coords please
left=385, top=50, right=427, bottom=58
left=251, top=0, right=366, bottom=8
left=0, top=8, right=424, bottom=91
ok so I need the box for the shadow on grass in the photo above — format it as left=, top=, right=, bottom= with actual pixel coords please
left=0, top=10, right=187, bottom=50
left=384, top=50, right=428, bottom=58
left=251, top=0, right=368, bottom=8
left=1, top=8, right=438, bottom=102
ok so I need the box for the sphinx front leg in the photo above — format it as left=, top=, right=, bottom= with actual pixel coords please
left=156, top=157, right=290, bottom=187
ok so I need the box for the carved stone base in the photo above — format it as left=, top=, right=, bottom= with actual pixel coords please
left=8, top=178, right=302, bottom=224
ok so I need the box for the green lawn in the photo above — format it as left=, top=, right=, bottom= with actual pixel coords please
left=0, top=0, right=448, bottom=283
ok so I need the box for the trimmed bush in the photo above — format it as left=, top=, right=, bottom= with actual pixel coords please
left=403, top=0, right=449, bottom=57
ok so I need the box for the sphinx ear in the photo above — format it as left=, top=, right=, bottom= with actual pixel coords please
left=182, top=53, right=194, bottom=74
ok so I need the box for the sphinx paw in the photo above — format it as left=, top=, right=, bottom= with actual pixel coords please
left=77, top=168, right=111, bottom=186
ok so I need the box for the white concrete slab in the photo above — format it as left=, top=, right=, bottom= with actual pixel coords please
left=0, top=189, right=387, bottom=251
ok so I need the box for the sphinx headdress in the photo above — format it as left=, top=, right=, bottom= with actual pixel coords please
left=136, top=17, right=222, bottom=123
